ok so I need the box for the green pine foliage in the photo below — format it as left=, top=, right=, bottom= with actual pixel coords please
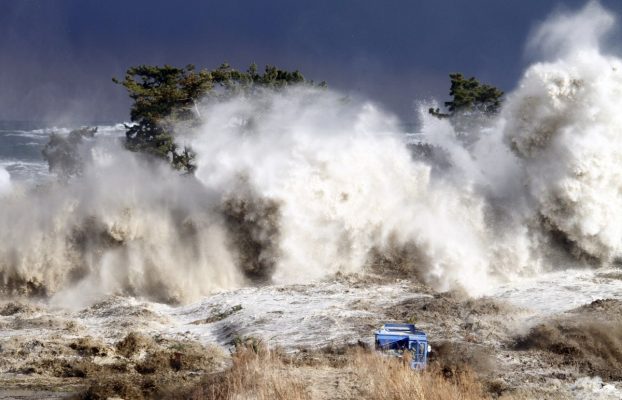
left=429, top=73, right=503, bottom=118
left=114, top=63, right=318, bottom=173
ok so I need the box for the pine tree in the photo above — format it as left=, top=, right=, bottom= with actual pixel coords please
left=429, top=73, right=503, bottom=118
left=114, top=63, right=314, bottom=173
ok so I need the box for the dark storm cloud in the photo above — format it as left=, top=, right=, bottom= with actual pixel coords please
left=0, top=0, right=620, bottom=122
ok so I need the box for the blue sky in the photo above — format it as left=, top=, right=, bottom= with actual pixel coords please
left=1, top=0, right=621, bottom=122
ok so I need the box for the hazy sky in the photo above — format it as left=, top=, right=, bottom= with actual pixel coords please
left=1, top=0, right=621, bottom=123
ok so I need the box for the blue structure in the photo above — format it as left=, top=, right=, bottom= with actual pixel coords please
left=374, top=323, right=429, bottom=369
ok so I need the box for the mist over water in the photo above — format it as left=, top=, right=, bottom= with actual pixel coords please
left=0, top=2, right=621, bottom=305
left=0, top=166, right=10, bottom=195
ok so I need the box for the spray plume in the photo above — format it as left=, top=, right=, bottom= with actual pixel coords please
left=505, top=1, right=622, bottom=262
left=0, top=1, right=620, bottom=304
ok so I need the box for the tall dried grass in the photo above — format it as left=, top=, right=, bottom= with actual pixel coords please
left=351, top=350, right=489, bottom=400
left=183, top=340, right=310, bottom=400
left=181, top=341, right=489, bottom=400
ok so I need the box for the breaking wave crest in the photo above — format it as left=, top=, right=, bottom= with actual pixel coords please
left=505, top=6, right=622, bottom=262
left=1, top=2, right=622, bottom=304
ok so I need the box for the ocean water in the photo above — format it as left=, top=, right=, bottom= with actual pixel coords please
left=1, top=100, right=622, bottom=399
left=0, top=121, right=425, bottom=189
left=0, top=121, right=126, bottom=183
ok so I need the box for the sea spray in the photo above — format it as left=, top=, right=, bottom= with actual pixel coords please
left=0, top=167, right=10, bottom=195
left=504, top=1, right=622, bottom=262
left=0, top=90, right=505, bottom=302
left=0, top=2, right=621, bottom=303
left=190, top=89, right=501, bottom=294
left=0, top=142, right=242, bottom=305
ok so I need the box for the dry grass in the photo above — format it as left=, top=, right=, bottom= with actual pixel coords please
left=351, top=350, right=489, bottom=400
left=177, top=339, right=310, bottom=400
left=72, top=334, right=490, bottom=400
left=177, top=341, right=489, bottom=400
